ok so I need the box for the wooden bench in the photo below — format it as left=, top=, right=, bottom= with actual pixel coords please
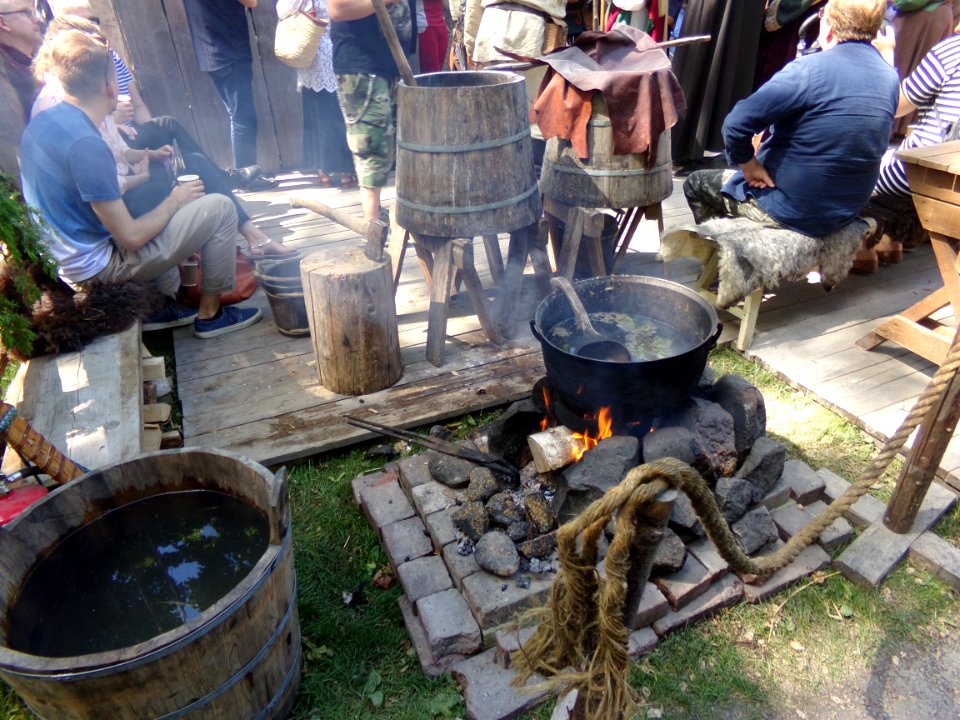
left=2, top=325, right=147, bottom=475
left=660, top=217, right=874, bottom=351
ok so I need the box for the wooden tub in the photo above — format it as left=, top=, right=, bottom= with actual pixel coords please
left=0, top=448, right=300, bottom=719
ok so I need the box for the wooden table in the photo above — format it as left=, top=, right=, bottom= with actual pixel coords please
left=857, top=141, right=960, bottom=365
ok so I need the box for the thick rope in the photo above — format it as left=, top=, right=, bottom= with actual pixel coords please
left=512, top=335, right=960, bottom=719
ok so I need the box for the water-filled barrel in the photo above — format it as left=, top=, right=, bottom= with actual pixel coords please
left=539, top=95, right=673, bottom=209
left=395, top=71, right=542, bottom=238
left=0, top=448, right=300, bottom=719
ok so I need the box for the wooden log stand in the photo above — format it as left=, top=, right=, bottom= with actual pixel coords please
left=300, top=247, right=402, bottom=395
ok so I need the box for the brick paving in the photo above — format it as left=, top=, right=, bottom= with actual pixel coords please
left=352, top=453, right=960, bottom=720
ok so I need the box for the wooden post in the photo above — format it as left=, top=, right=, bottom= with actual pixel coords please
left=884, top=327, right=960, bottom=533
left=300, top=247, right=402, bottom=394
left=622, top=488, right=677, bottom=629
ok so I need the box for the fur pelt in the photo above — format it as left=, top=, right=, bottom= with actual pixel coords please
left=660, top=216, right=872, bottom=309
left=3, top=275, right=164, bottom=361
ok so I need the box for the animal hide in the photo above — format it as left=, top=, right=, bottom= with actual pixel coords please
left=1, top=271, right=163, bottom=361
left=660, top=216, right=872, bottom=309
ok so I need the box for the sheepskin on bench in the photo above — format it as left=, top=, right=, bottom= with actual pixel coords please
left=659, top=216, right=874, bottom=350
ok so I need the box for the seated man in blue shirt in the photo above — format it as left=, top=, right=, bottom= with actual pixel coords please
left=682, top=0, right=899, bottom=240
left=19, top=27, right=262, bottom=338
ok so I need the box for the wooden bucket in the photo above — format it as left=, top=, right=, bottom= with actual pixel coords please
left=395, top=71, right=542, bottom=238
left=539, top=95, right=673, bottom=209
left=0, top=448, right=301, bottom=720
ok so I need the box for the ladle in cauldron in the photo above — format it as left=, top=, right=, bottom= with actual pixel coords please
left=549, top=277, right=632, bottom=362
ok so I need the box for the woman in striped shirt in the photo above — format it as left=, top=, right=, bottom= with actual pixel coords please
left=876, top=31, right=960, bottom=197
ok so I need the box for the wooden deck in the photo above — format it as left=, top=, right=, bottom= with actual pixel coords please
left=174, top=173, right=960, bottom=488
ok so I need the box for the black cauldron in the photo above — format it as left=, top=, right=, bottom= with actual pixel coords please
left=531, top=275, right=721, bottom=426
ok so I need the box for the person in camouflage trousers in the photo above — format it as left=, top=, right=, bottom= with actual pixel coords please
left=327, top=0, right=415, bottom=221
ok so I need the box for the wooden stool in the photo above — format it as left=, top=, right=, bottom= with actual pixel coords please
left=542, top=195, right=664, bottom=279
left=660, top=217, right=872, bottom=352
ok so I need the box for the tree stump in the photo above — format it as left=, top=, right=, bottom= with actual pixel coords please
left=300, top=247, right=402, bottom=395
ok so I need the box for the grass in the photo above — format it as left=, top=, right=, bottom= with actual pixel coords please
left=0, top=347, right=958, bottom=719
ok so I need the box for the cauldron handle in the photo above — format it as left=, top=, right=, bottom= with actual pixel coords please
left=706, top=323, right=723, bottom=351
left=529, top=319, right=546, bottom=343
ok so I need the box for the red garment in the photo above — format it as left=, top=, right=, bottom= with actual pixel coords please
left=418, top=0, right=448, bottom=73
left=531, top=26, right=686, bottom=165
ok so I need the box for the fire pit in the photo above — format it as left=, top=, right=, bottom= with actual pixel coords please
left=352, top=364, right=848, bottom=720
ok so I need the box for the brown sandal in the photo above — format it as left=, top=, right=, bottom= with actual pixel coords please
left=316, top=171, right=333, bottom=188
left=339, top=173, right=358, bottom=189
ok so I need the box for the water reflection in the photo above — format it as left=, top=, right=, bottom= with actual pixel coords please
left=7, top=490, right=268, bottom=657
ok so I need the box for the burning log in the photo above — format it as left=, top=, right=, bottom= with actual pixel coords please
left=528, top=426, right=586, bottom=473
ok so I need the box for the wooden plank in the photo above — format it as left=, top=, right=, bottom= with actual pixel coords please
left=181, top=334, right=541, bottom=437
left=185, top=351, right=546, bottom=465
left=2, top=326, right=143, bottom=474
left=247, top=6, right=301, bottom=169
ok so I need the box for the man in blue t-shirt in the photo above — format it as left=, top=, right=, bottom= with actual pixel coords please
left=682, top=0, right=899, bottom=239
left=20, top=27, right=263, bottom=339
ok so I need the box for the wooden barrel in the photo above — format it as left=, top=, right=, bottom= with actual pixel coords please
left=539, top=95, right=673, bottom=209
left=0, top=448, right=301, bottom=720
left=395, top=71, right=542, bottom=238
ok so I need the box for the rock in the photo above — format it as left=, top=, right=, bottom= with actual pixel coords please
left=652, top=527, right=687, bottom=574
left=736, top=436, right=787, bottom=503
left=714, top=476, right=754, bottom=524
left=474, top=531, right=520, bottom=577
left=642, top=426, right=697, bottom=466
left=485, top=399, right=542, bottom=468
left=487, top=492, right=525, bottom=526
left=428, top=425, right=455, bottom=441
left=710, top=374, right=766, bottom=459
left=732, top=506, right=779, bottom=555
left=517, top=531, right=557, bottom=559
left=505, top=520, right=530, bottom=543
left=466, top=467, right=502, bottom=502
left=669, top=491, right=705, bottom=538
left=523, top=491, right=555, bottom=534
left=452, top=501, right=489, bottom=541
left=662, top=398, right=737, bottom=481
left=697, top=366, right=716, bottom=393
left=553, top=436, right=640, bottom=524
left=428, top=453, right=476, bottom=488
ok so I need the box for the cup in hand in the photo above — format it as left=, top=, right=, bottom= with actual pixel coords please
left=180, top=256, right=199, bottom=287
left=176, top=174, right=200, bottom=185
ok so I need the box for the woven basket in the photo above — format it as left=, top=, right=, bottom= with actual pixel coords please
left=274, top=11, right=326, bottom=69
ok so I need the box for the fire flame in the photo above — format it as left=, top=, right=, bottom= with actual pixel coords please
left=540, top=386, right=551, bottom=431
left=570, top=407, right=614, bottom=461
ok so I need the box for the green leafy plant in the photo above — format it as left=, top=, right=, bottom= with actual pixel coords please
left=0, top=174, right=58, bottom=359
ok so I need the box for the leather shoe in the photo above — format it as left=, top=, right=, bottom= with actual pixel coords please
left=242, top=175, right=278, bottom=191
left=228, top=165, right=262, bottom=189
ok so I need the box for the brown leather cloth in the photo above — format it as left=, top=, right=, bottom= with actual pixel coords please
left=530, top=26, right=686, bottom=166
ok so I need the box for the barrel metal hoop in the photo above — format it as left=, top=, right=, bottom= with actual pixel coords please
left=0, top=406, right=17, bottom=434
left=397, top=127, right=530, bottom=154
left=543, top=159, right=664, bottom=178
left=252, top=631, right=302, bottom=720
left=4, top=529, right=294, bottom=681
left=396, top=183, right=539, bottom=215
left=154, top=578, right=300, bottom=720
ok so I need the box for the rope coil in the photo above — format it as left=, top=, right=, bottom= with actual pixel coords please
left=511, top=335, right=960, bottom=719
